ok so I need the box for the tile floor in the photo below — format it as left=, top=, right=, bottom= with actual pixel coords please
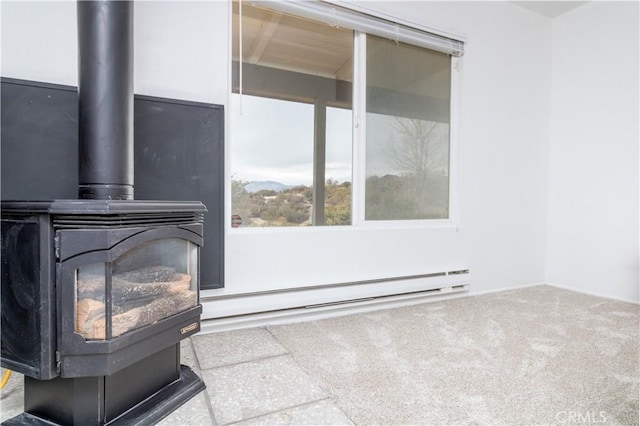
left=0, top=328, right=353, bottom=425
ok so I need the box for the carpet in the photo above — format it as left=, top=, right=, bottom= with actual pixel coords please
left=268, top=285, right=639, bottom=425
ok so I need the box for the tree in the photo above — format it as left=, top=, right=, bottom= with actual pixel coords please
left=325, top=180, right=351, bottom=225
left=387, top=118, right=442, bottom=180
left=231, top=178, right=252, bottom=223
left=369, top=117, right=449, bottom=219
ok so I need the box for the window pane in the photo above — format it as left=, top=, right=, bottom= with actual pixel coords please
left=231, top=1, right=353, bottom=227
left=230, top=94, right=314, bottom=227
left=365, top=35, right=451, bottom=221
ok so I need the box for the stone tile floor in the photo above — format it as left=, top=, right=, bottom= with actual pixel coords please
left=0, top=328, right=353, bottom=425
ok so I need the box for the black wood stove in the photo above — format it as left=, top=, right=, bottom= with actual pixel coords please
left=1, top=1, right=206, bottom=424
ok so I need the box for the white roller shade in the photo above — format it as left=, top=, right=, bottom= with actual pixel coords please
left=254, top=0, right=465, bottom=57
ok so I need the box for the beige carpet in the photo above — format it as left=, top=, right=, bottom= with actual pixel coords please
left=268, top=285, right=639, bottom=425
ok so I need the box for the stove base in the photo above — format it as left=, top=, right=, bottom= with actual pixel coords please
left=2, top=345, right=205, bottom=426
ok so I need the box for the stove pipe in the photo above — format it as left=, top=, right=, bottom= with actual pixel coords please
left=78, top=0, right=134, bottom=200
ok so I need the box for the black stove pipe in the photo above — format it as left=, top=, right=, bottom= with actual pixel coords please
left=77, top=0, right=134, bottom=200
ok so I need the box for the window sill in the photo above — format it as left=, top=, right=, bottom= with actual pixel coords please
left=227, top=219, right=459, bottom=234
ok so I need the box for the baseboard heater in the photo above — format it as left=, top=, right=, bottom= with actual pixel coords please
left=201, top=269, right=470, bottom=321
left=304, top=283, right=468, bottom=309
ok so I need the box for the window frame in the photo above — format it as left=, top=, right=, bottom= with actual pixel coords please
left=227, top=0, right=464, bottom=231
left=353, top=34, right=463, bottom=229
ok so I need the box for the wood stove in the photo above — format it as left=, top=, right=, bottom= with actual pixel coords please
left=1, top=1, right=207, bottom=424
left=1, top=200, right=206, bottom=425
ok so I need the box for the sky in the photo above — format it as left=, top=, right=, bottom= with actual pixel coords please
left=229, top=94, right=352, bottom=186
left=229, top=94, right=449, bottom=187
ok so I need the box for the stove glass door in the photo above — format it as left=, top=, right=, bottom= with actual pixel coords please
left=76, top=238, right=198, bottom=340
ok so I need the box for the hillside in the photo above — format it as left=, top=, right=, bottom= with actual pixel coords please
left=231, top=180, right=351, bottom=227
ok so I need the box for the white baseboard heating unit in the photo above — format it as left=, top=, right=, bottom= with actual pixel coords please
left=200, top=269, right=471, bottom=327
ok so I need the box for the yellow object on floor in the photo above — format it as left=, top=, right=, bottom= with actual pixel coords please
left=0, top=370, right=12, bottom=390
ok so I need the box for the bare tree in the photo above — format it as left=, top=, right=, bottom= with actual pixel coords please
left=385, top=117, right=449, bottom=215
left=387, top=118, right=439, bottom=176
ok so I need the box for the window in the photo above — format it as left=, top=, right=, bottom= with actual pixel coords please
left=230, top=1, right=353, bottom=227
left=365, top=35, right=451, bottom=220
left=230, top=1, right=463, bottom=228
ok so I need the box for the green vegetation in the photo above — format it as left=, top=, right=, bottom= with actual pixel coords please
left=365, top=174, right=448, bottom=220
left=231, top=172, right=448, bottom=227
left=231, top=180, right=352, bottom=227
left=325, top=180, right=351, bottom=225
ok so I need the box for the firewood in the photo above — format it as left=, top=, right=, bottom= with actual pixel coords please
left=76, top=298, right=105, bottom=338
left=77, top=276, right=106, bottom=300
left=116, top=266, right=178, bottom=283
left=131, top=290, right=196, bottom=327
left=78, top=288, right=197, bottom=339
left=78, top=269, right=191, bottom=301
left=112, top=272, right=191, bottom=299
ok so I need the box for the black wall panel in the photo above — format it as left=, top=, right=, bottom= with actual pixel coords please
left=1, top=78, right=224, bottom=289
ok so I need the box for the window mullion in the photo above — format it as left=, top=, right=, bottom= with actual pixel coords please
left=312, top=98, right=327, bottom=226
left=448, top=55, right=462, bottom=227
left=351, top=31, right=367, bottom=226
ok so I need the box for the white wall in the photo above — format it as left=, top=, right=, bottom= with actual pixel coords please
left=0, top=0, right=227, bottom=103
left=134, top=1, right=227, bottom=103
left=547, top=2, right=640, bottom=303
left=1, top=1, right=77, bottom=85
left=1, top=1, right=553, bottom=316
left=216, top=1, right=553, bottom=312
left=373, top=1, right=552, bottom=295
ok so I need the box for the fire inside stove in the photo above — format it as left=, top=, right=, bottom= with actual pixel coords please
left=76, top=239, right=198, bottom=340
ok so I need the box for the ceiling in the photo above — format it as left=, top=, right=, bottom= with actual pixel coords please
left=233, top=1, right=450, bottom=101
left=233, top=2, right=353, bottom=80
left=509, top=1, right=589, bottom=18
